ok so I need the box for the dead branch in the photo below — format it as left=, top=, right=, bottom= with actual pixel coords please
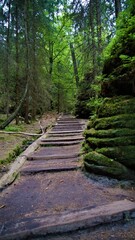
left=0, top=131, right=43, bottom=137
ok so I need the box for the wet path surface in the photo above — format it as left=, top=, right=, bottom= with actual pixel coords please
left=0, top=115, right=135, bottom=238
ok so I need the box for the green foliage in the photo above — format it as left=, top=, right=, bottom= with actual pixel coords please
left=0, top=137, right=35, bottom=166
left=5, top=125, right=24, bottom=132
left=87, top=97, right=103, bottom=116
left=75, top=72, right=94, bottom=118
left=102, top=7, right=135, bottom=97
left=0, top=145, right=22, bottom=165
left=83, top=1, right=135, bottom=180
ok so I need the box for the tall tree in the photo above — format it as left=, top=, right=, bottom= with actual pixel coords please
left=70, top=42, right=79, bottom=87
left=5, top=0, right=11, bottom=117
left=115, top=0, right=122, bottom=18
left=15, top=0, right=19, bottom=124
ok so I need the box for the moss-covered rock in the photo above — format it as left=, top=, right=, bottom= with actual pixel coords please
left=97, top=146, right=135, bottom=169
left=83, top=6, right=135, bottom=180
left=98, top=97, right=135, bottom=117
left=84, top=128, right=135, bottom=138
left=93, top=114, right=135, bottom=130
left=84, top=151, right=133, bottom=180
left=83, top=97, right=135, bottom=180
left=87, top=136, right=135, bottom=148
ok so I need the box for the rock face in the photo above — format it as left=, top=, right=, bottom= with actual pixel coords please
left=82, top=6, right=135, bottom=180
left=83, top=8, right=135, bottom=180
left=83, top=96, right=135, bottom=180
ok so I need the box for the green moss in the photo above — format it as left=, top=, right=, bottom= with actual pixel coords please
left=94, top=114, right=135, bottom=130
left=98, top=97, right=135, bottom=118
left=86, top=120, right=93, bottom=129
left=5, top=124, right=24, bottom=132
left=82, top=142, right=93, bottom=153
left=87, top=136, right=135, bottom=148
left=84, top=151, right=132, bottom=180
left=0, top=138, right=35, bottom=166
left=84, top=151, right=116, bottom=167
left=97, top=146, right=135, bottom=169
left=84, top=128, right=135, bottom=139
left=0, top=145, right=22, bottom=165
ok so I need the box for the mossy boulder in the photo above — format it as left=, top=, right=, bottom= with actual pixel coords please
left=93, top=114, right=135, bottom=130
left=97, top=146, right=135, bottom=169
left=86, top=136, right=135, bottom=149
left=97, top=96, right=135, bottom=117
left=84, top=151, right=133, bottom=180
left=84, top=128, right=135, bottom=138
left=83, top=96, right=135, bottom=180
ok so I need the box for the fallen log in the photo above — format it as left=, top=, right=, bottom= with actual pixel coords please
left=0, top=131, right=43, bottom=137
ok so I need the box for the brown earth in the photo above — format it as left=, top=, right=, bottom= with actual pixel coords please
left=0, top=112, right=58, bottom=177
left=0, top=113, right=135, bottom=239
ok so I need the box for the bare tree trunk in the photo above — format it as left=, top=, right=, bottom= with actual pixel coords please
left=114, top=0, right=122, bottom=18
left=15, top=1, right=19, bottom=124
left=0, top=83, right=28, bottom=129
left=31, top=1, right=37, bottom=120
left=70, top=42, right=79, bottom=87
left=49, top=40, right=54, bottom=81
left=89, top=0, right=96, bottom=77
left=24, top=0, right=30, bottom=124
left=5, top=0, right=11, bottom=117
left=96, top=0, right=102, bottom=74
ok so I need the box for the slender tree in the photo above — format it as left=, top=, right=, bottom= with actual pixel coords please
left=70, top=42, right=79, bottom=87
left=115, top=0, right=122, bottom=18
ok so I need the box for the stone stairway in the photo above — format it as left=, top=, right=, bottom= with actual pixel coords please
left=0, top=115, right=135, bottom=239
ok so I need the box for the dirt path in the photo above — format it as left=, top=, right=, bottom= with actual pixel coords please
left=0, top=115, right=135, bottom=239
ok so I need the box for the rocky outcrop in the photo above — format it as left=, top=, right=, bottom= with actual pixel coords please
left=83, top=96, right=135, bottom=180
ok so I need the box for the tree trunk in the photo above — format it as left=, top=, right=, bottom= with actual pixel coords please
left=96, top=0, right=102, bottom=74
left=70, top=42, right=79, bottom=87
left=31, top=2, right=37, bottom=120
left=24, top=0, right=30, bottom=123
left=0, top=83, right=28, bottom=130
left=115, top=0, right=122, bottom=18
left=5, top=0, right=11, bottom=117
left=15, top=2, right=19, bottom=124
left=89, top=0, right=96, bottom=77
left=49, top=40, right=54, bottom=80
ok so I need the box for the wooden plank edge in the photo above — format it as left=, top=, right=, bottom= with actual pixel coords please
left=0, top=200, right=135, bottom=240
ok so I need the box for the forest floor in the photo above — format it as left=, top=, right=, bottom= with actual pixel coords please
left=0, top=113, right=135, bottom=239
left=0, top=112, right=58, bottom=178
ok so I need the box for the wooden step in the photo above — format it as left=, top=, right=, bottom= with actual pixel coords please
left=40, top=140, right=82, bottom=146
left=50, top=130, right=83, bottom=134
left=21, top=159, right=79, bottom=175
left=41, top=136, right=84, bottom=142
left=27, top=153, right=80, bottom=161
left=1, top=200, right=135, bottom=239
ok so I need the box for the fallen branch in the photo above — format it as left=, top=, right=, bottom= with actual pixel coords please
left=0, top=131, right=43, bottom=137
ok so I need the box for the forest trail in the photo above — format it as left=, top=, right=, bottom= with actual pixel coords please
left=0, top=115, right=135, bottom=239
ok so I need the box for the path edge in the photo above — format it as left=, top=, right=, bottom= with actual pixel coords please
left=0, top=128, right=53, bottom=190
